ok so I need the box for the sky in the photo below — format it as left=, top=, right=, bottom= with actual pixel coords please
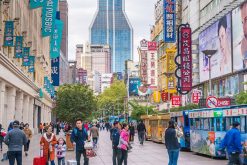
left=68, top=0, right=155, bottom=62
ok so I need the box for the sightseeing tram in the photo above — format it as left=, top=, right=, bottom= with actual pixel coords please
left=140, top=115, right=152, bottom=140
left=188, top=105, right=247, bottom=160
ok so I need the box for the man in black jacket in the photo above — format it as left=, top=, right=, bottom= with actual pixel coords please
left=137, top=121, right=146, bottom=145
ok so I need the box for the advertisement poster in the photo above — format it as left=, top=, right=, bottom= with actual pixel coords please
left=232, top=2, right=247, bottom=72
left=29, top=0, right=44, bottom=9
left=129, top=78, right=141, bottom=96
left=3, top=21, right=14, bottom=47
left=199, top=13, right=232, bottom=82
left=15, top=36, right=23, bottom=58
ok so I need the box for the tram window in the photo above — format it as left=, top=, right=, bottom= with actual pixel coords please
left=190, top=119, right=194, bottom=129
left=210, top=118, right=215, bottom=131
left=241, top=117, right=246, bottom=133
left=216, top=118, right=221, bottom=131
left=203, top=118, right=209, bottom=130
left=195, top=118, right=200, bottom=130
left=233, top=117, right=241, bottom=123
left=222, top=118, right=226, bottom=131
left=226, top=118, right=232, bottom=130
left=185, top=116, right=189, bottom=127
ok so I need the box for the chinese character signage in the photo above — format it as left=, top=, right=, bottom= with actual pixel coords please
left=50, top=19, right=64, bottom=58
left=15, top=36, right=23, bottom=58
left=175, top=24, right=192, bottom=95
left=148, top=42, right=157, bottom=51
left=28, top=56, right=35, bottom=72
left=22, top=47, right=30, bottom=66
left=140, top=39, right=148, bottom=51
left=29, top=0, right=44, bottom=9
left=147, top=51, right=158, bottom=87
left=172, top=96, right=181, bottom=106
left=163, top=0, right=176, bottom=43
left=3, top=21, right=14, bottom=46
left=51, top=57, right=60, bottom=86
left=140, top=50, right=148, bottom=84
left=42, top=0, right=58, bottom=37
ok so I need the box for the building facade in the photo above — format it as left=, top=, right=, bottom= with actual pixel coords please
left=0, top=1, right=53, bottom=130
left=75, top=44, right=83, bottom=69
left=90, top=0, right=133, bottom=72
left=68, top=61, right=77, bottom=84
left=59, top=0, right=68, bottom=60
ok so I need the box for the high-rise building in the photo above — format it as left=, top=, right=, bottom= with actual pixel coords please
left=75, top=44, right=83, bottom=68
left=59, top=0, right=68, bottom=59
left=90, top=0, right=133, bottom=72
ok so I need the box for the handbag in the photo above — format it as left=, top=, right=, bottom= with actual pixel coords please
left=86, top=149, right=96, bottom=158
left=84, top=141, right=93, bottom=149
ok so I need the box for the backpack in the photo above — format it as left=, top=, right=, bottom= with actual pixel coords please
left=112, top=128, right=120, bottom=148
left=73, top=128, right=87, bottom=138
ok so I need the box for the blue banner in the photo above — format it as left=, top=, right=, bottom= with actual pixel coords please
left=15, top=36, right=23, bottom=58
left=164, top=0, right=176, bottom=43
left=129, top=78, right=141, bottom=96
left=28, top=56, right=35, bottom=72
left=29, top=0, right=44, bottom=9
left=44, top=76, right=48, bottom=90
left=4, top=21, right=14, bottom=46
left=51, top=57, right=60, bottom=86
left=22, top=47, right=30, bottom=66
left=50, top=19, right=64, bottom=58
left=42, top=0, right=58, bottom=37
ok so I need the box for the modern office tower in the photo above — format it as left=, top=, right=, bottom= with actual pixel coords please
left=90, top=0, right=133, bottom=72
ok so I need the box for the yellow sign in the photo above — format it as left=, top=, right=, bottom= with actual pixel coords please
left=153, top=91, right=161, bottom=103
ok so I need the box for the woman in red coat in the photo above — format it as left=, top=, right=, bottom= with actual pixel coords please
left=40, top=126, right=57, bottom=165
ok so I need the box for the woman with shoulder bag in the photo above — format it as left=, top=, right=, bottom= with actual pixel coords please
left=118, top=123, right=129, bottom=165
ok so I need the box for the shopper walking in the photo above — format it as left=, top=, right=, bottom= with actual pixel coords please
left=165, top=120, right=183, bottom=165
left=39, top=123, right=44, bottom=135
left=219, top=121, right=242, bottom=165
left=4, top=120, right=27, bottom=165
left=56, top=138, right=66, bottom=165
left=129, top=123, right=135, bottom=142
left=118, top=123, right=129, bottom=165
left=70, top=119, right=90, bottom=165
left=23, top=123, right=32, bottom=156
left=40, top=126, right=57, bottom=165
left=137, top=121, right=146, bottom=145
left=110, top=121, right=121, bottom=165
left=90, top=123, right=99, bottom=148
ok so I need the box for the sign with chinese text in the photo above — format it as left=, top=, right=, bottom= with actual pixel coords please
left=28, top=56, right=35, bottom=72
left=192, top=91, right=200, bottom=104
left=15, top=36, right=23, bottom=58
left=213, top=111, right=223, bottom=117
left=148, top=42, right=157, bottom=51
left=147, top=51, right=158, bottom=87
left=3, top=21, right=14, bottom=46
left=161, top=92, right=168, bottom=102
left=140, top=50, right=148, bottom=84
left=153, top=91, right=161, bottom=103
left=172, top=96, right=181, bottom=106
left=42, top=0, right=58, bottom=37
left=29, top=0, right=44, bottom=9
left=140, top=39, right=148, bottom=51
left=217, top=98, right=231, bottom=107
left=129, top=78, right=141, bottom=96
left=163, top=0, right=176, bottom=43
left=51, top=57, right=60, bottom=86
left=50, top=19, right=64, bottom=58
left=22, top=47, right=30, bottom=66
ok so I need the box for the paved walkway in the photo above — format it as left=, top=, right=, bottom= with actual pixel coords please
left=1, top=130, right=228, bottom=165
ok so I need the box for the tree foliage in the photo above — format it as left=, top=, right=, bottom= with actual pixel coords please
left=129, top=101, right=157, bottom=121
left=97, top=81, right=127, bottom=117
left=235, top=92, right=247, bottom=105
left=53, top=84, right=97, bottom=123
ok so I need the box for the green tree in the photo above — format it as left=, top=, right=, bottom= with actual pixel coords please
left=97, top=80, right=127, bottom=117
left=235, top=92, right=247, bottom=105
left=129, top=101, right=157, bottom=121
left=53, top=84, right=97, bottom=123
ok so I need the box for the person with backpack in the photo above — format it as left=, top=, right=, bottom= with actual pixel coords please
left=137, top=121, right=146, bottom=145
left=70, top=119, right=90, bottom=165
left=110, top=121, right=121, bottom=165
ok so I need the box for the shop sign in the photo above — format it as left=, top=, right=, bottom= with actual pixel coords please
left=51, top=57, right=60, bottom=86
left=163, top=0, right=176, bottom=43
left=217, top=98, right=231, bottom=107
left=214, top=111, right=223, bottom=117
left=148, top=42, right=157, bottom=51
left=171, top=96, right=181, bottom=106
left=140, top=50, right=148, bottom=84
left=140, top=39, right=148, bottom=51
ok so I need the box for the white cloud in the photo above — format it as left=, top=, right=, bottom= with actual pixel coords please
left=68, top=0, right=155, bottom=62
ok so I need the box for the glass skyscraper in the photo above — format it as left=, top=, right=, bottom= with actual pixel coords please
left=90, top=0, right=133, bottom=72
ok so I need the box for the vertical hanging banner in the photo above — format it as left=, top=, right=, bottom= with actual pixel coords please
left=163, top=0, right=176, bottom=43
left=28, top=56, right=35, bottom=72
left=44, top=76, right=48, bottom=89
left=15, top=36, right=23, bottom=58
left=50, top=19, right=64, bottom=58
left=29, top=0, right=45, bottom=9
left=3, top=21, right=14, bottom=46
left=51, top=57, right=60, bottom=86
left=22, top=47, right=30, bottom=66
left=42, top=0, right=58, bottom=37
left=175, top=24, right=192, bottom=95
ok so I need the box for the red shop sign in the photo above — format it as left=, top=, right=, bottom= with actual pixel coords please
left=192, top=92, right=200, bottom=104
left=180, top=26, right=192, bottom=92
left=217, top=98, right=231, bottom=107
left=147, top=41, right=157, bottom=51
left=172, top=96, right=181, bottom=106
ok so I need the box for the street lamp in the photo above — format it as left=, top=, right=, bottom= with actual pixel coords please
left=202, top=50, right=217, bottom=96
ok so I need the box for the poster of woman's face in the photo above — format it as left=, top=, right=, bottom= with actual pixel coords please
left=199, top=13, right=232, bottom=82
left=232, top=1, right=247, bottom=71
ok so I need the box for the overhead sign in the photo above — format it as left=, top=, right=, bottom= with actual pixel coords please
left=22, top=47, right=30, bottom=66
left=172, top=96, right=181, bottom=106
left=3, top=21, right=14, bottom=47
left=206, top=96, right=218, bottom=108
left=163, top=0, right=176, bottom=43
left=15, top=36, right=23, bottom=58
left=28, top=56, right=35, bottom=73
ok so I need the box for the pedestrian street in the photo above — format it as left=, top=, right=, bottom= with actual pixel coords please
left=1, top=130, right=228, bottom=165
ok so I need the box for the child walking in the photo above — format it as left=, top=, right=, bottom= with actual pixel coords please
left=56, top=138, right=66, bottom=165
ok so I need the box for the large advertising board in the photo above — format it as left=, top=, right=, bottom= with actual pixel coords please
left=232, top=2, right=247, bottom=72
left=129, top=78, right=141, bottom=96
left=199, top=13, right=232, bottom=82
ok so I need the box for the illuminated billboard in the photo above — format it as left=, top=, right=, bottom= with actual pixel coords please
left=199, top=13, right=232, bottom=82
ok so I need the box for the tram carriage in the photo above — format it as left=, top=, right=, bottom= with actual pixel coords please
left=140, top=115, right=152, bottom=140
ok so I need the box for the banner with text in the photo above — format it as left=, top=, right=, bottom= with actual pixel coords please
left=29, top=0, right=44, bottom=9
left=4, top=21, right=14, bottom=46
left=50, top=19, right=64, bottom=58
left=22, top=47, right=30, bottom=66
left=15, top=36, right=23, bottom=58
left=42, top=0, right=58, bottom=37
left=28, top=56, right=35, bottom=72
left=163, top=0, right=176, bottom=43
left=51, top=57, right=60, bottom=86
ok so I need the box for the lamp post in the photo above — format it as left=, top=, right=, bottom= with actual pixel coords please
left=202, top=50, right=217, bottom=96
